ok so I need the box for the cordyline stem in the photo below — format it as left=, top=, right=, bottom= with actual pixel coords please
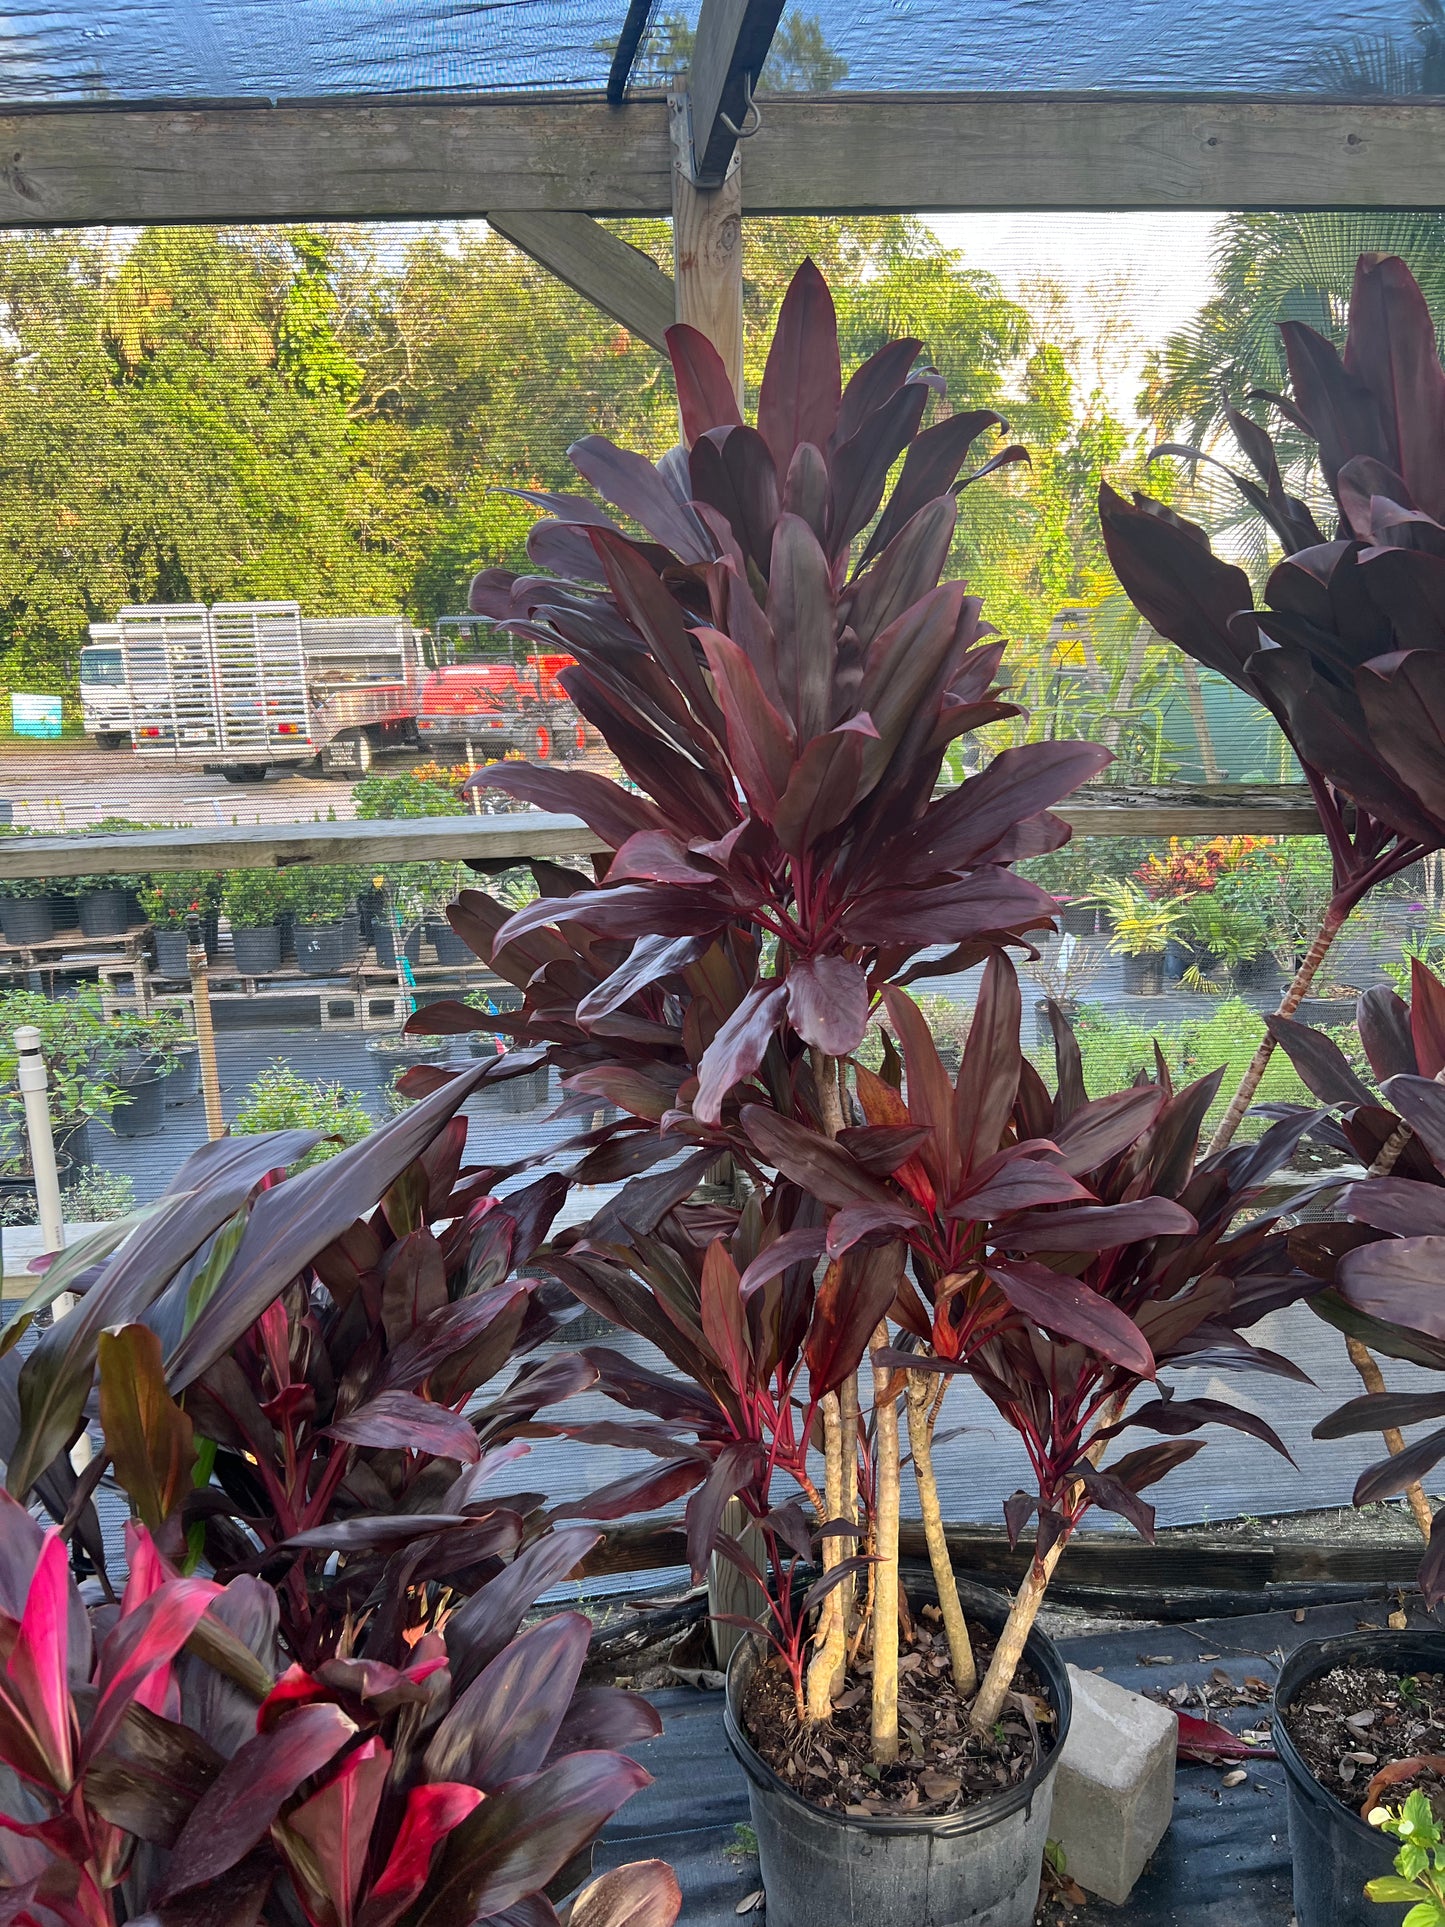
left=1206, top=899, right=1349, bottom=1157
left=1345, top=1335, right=1434, bottom=1543
left=906, top=1370, right=975, bottom=1695
left=870, top=1326, right=902, bottom=1764
left=805, top=1388, right=848, bottom=1721
left=804, top=1050, right=853, bottom=1721
left=971, top=1540, right=1066, bottom=1733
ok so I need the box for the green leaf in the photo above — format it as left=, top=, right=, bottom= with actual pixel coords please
left=1368, top=1877, right=1431, bottom=1902
left=183, top=1206, right=250, bottom=1335
left=1401, top=1900, right=1445, bottom=1927
left=98, top=1324, right=196, bottom=1531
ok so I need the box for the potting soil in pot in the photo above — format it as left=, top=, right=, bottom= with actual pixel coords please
left=1280, top=1664, right=1445, bottom=1812
left=741, top=1613, right=1055, bottom=1818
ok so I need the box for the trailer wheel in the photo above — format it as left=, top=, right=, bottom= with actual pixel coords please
left=221, top=765, right=268, bottom=784
left=530, top=721, right=554, bottom=760
left=93, top=732, right=128, bottom=751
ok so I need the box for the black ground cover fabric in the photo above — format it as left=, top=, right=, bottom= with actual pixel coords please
left=594, top=1594, right=1444, bottom=1924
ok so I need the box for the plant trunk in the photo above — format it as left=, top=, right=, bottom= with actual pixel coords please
left=870, top=1326, right=901, bottom=1765
left=971, top=1536, right=1067, bottom=1733
left=805, top=1389, right=848, bottom=1721
left=1205, top=899, right=1348, bottom=1157
left=839, top=1368, right=860, bottom=1669
left=906, top=1371, right=975, bottom=1695
left=1345, top=1335, right=1434, bottom=1542
left=1180, top=657, right=1222, bottom=785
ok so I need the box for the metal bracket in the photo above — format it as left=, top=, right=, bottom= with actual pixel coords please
left=668, top=78, right=745, bottom=191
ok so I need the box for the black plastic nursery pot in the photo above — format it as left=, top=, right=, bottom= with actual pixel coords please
left=152, top=928, right=190, bottom=978
left=76, top=888, right=130, bottom=939
left=111, top=1072, right=165, bottom=1138
left=231, top=923, right=282, bottom=975
left=341, top=910, right=362, bottom=964
left=374, top=923, right=422, bottom=970
left=724, top=1585, right=1072, bottom=1927
left=428, top=919, right=475, bottom=967
left=1120, top=951, right=1166, bottom=996
left=1294, top=994, right=1358, bottom=1028
left=1275, top=1628, right=1445, bottom=1927
left=161, top=1047, right=201, bottom=1108
left=0, top=897, right=55, bottom=945
left=496, top=1065, right=551, bottom=1112
left=295, top=920, right=347, bottom=976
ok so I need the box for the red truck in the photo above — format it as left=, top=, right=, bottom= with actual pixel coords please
left=415, top=616, right=590, bottom=762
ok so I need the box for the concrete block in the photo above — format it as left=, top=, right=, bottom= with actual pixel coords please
left=1050, top=1663, right=1177, bottom=1904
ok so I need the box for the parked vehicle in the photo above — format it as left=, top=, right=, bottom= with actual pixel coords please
left=415, top=613, right=590, bottom=761
left=117, top=600, right=424, bottom=780
left=78, top=624, right=134, bottom=748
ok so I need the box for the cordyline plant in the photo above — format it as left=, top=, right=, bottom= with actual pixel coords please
left=0, top=1070, right=683, bottom=1927
left=1101, top=253, right=1445, bottom=1153
left=1263, top=956, right=1445, bottom=1575
left=740, top=961, right=1316, bottom=1732
left=0, top=1499, right=680, bottom=1927
left=408, top=260, right=1303, bottom=1776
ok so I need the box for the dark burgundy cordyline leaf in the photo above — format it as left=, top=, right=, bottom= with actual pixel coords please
left=325, top=1390, right=481, bottom=1463
left=551, top=1458, right=705, bottom=1523
left=425, top=1612, right=590, bottom=1790
left=986, top=1263, right=1155, bottom=1377
left=756, top=259, right=841, bottom=484
left=549, top=1688, right=664, bottom=1760
left=785, top=954, right=870, bottom=1056
left=1265, top=1015, right=1377, bottom=1110
left=444, top=1525, right=601, bottom=1692
left=1314, top=1387, right=1445, bottom=1438
left=1354, top=1423, right=1445, bottom=1504
left=1103, top=1396, right=1293, bottom=1463
left=413, top=1752, right=653, bottom=1927
left=1420, top=1509, right=1445, bottom=1608
left=685, top=1441, right=767, bottom=1579
left=161, top=1703, right=356, bottom=1896
left=805, top=1246, right=902, bottom=1397
left=667, top=324, right=743, bottom=447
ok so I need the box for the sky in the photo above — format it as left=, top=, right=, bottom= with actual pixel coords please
left=928, top=210, right=1222, bottom=424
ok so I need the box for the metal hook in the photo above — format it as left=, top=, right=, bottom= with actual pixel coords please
left=718, top=72, right=763, bottom=141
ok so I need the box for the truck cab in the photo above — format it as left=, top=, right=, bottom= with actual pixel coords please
left=79, top=625, right=133, bottom=748
left=417, top=616, right=588, bottom=762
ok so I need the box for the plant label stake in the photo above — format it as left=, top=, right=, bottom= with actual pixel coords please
left=185, top=913, right=224, bottom=1140
left=14, top=1024, right=64, bottom=1259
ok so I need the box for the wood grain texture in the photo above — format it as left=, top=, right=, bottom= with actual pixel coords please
left=487, top=211, right=675, bottom=352
left=0, top=789, right=1325, bottom=882
left=2, top=94, right=1441, bottom=226
left=687, top=0, right=787, bottom=183
left=671, top=88, right=745, bottom=401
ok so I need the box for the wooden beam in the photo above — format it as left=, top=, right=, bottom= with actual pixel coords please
left=487, top=212, right=675, bottom=353
left=0, top=814, right=608, bottom=882
left=0, top=787, right=1325, bottom=883
left=687, top=0, right=787, bottom=185
left=670, top=87, right=745, bottom=402
left=4, top=94, right=1445, bottom=226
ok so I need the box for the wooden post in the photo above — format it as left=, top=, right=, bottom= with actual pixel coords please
left=669, top=83, right=745, bottom=404
left=186, top=914, right=225, bottom=1141
left=675, top=88, right=758, bottom=1659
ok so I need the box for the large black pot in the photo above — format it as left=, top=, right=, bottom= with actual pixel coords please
left=1233, top=951, right=1283, bottom=993
left=295, top=921, right=347, bottom=977
left=53, top=1119, right=93, bottom=1169
left=374, top=923, right=422, bottom=970
left=76, top=889, right=130, bottom=939
left=111, top=1072, right=165, bottom=1138
left=161, top=1047, right=201, bottom=1108
left=1295, top=994, right=1358, bottom=1028
left=232, top=923, right=282, bottom=975
left=428, top=919, right=475, bottom=967
left=341, top=911, right=362, bottom=964
left=153, top=928, right=190, bottom=978
left=1120, top=951, right=1165, bottom=996
left=724, top=1582, right=1072, bottom=1927
left=1275, top=1628, right=1445, bottom=1927
left=0, top=897, right=55, bottom=945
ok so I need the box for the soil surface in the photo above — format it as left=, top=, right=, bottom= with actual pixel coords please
left=1281, top=1663, right=1445, bottom=1815
left=742, top=1610, right=1055, bottom=1818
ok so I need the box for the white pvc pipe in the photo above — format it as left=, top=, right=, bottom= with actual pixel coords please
left=14, top=1025, right=63, bottom=1256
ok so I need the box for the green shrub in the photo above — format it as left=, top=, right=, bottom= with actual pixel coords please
left=221, top=871, right=290, bottom=927
left=231, top=1061, right=373, bottom=1167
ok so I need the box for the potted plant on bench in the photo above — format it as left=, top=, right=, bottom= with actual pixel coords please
left=221, top=868, right=289, bottom=974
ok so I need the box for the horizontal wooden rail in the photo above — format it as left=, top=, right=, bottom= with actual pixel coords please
left=0, top=787, right=1324, bottom=882
left=579, top=1516, right=1423, bottom=1604
left=1, top=93, right=1444, bottom=225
